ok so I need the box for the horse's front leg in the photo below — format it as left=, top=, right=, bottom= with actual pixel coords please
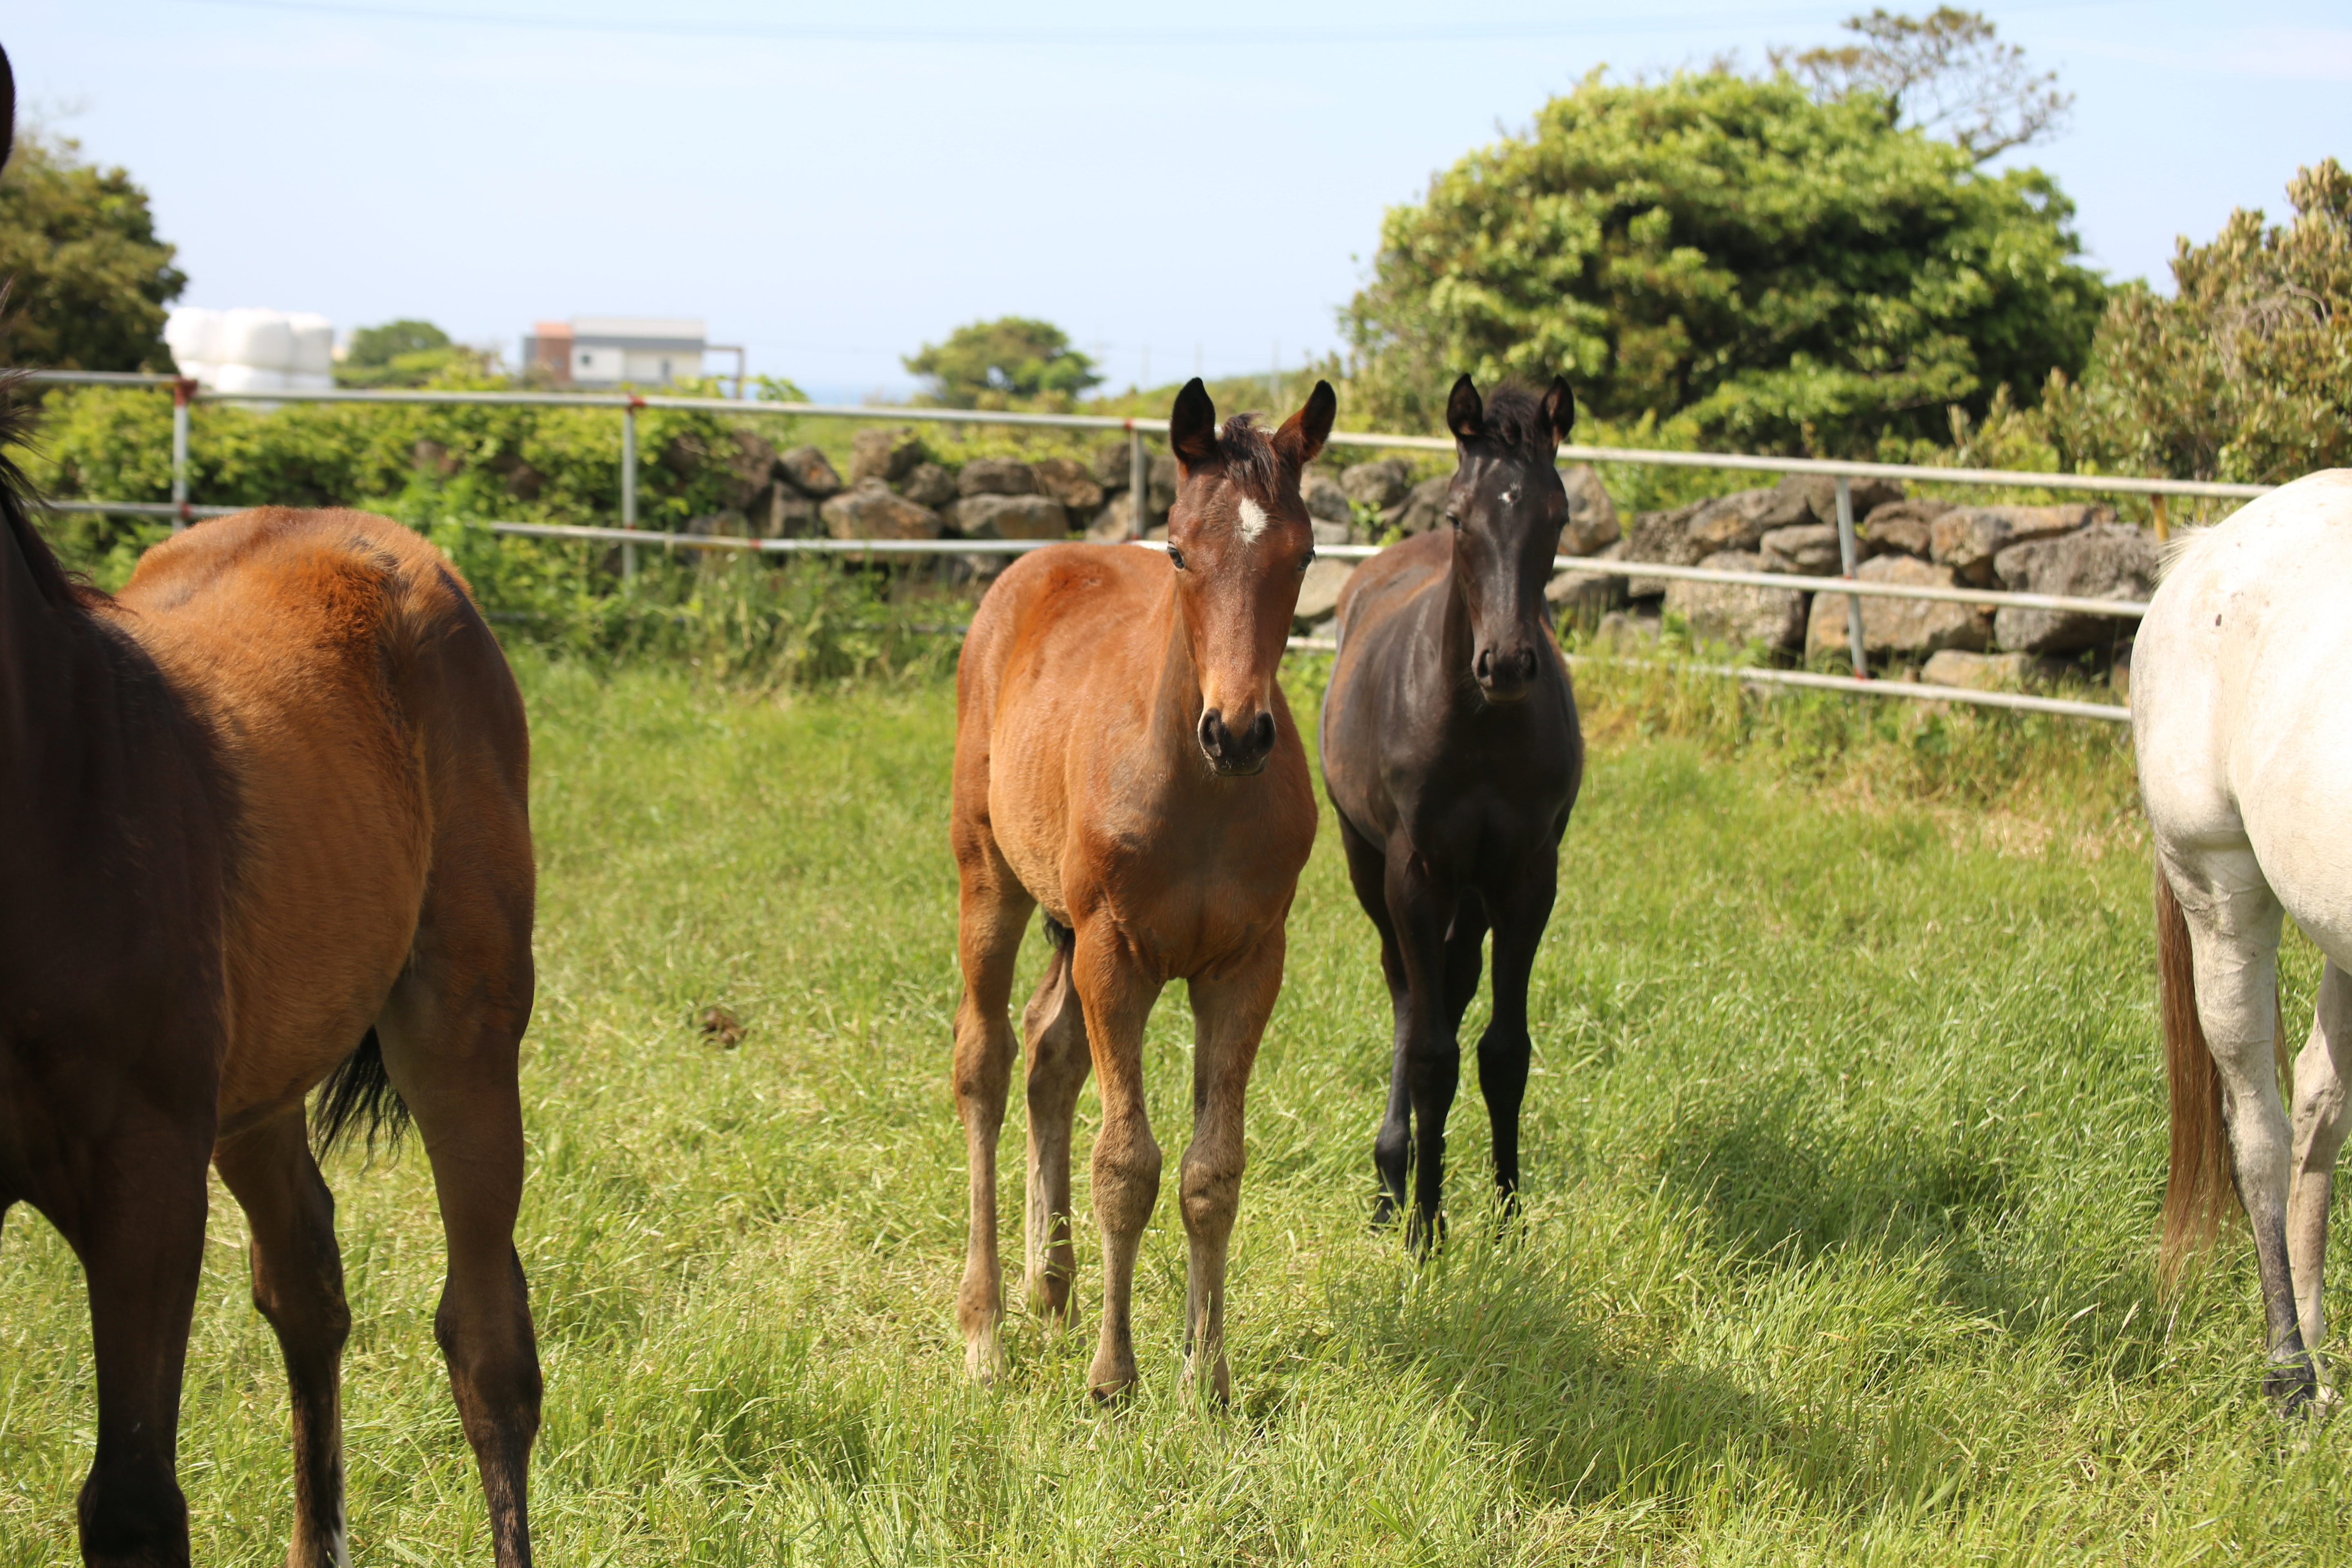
left=2289, top=959, right=2352, bottom=1371
left=60, top=1112, right=213, bottom=1567
left=1180, top=933, right=1285, bottom=1403
left=1479, top=865, right=1557, bottom=1217
left=1073, top=933, right=1163, bottom=1399
left=1380, top=842, right=1461, bottom=1251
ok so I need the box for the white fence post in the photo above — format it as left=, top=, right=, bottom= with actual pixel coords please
left=1834, top=475, right=1866, bottom=678
left=170, top=379, right=193, bottom=530
left=621, top=396, right=640, bottom=580
left=1129, top=427, right=1147, bottom=541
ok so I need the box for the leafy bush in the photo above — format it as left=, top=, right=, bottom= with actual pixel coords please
left=903, top=317, right=1101, bottom=410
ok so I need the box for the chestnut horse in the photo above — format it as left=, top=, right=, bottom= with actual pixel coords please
left=0, top=84, right=540, bottom=1559
left=951, top=377, right=1331, bottom=1399
left=1319, top=375, right=1584, bottom=1243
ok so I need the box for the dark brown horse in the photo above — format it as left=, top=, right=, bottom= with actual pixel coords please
left=0, top=67, right=541, bottom=1559
left=1318, top=374, right=1584, bottom=1243
left=951, top=378, right=1331, bottom=1399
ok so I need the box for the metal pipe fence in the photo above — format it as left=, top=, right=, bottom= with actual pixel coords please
left=27, top=368, right=2245, bottom=725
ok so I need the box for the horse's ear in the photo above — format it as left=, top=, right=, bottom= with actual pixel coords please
left=1446, top=374, right=1483, bottom=443
left=2, top=44, right=16, bottom=173
left=1170, top=377, right=1218, bottom=472
left=1541, top=375, right=1576, bottom=448
left=1273, top=379, right=1336, bottom=469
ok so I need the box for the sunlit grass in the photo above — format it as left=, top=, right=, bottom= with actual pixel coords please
left=2, top=651, right=2342, bottom=1565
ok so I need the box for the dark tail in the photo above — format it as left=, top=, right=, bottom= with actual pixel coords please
left=1042, top=916, right=1074, bottom=957
left=2157, top=866, right=2234, bottom=1290
left=312, top=1027, right=412, bottom=1158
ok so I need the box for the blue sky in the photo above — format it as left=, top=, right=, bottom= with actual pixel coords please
left=9, top=1, right=2347, bottom=401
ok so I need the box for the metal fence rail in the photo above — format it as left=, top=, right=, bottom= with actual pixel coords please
left=26, top=368, right=2227, bottom=725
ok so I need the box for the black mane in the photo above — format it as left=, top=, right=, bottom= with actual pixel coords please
left=1210, top=412, right=1287, bottom=494
left=0, top=372, right=96, bottom=612
left=1474, top=381, right=1557, bottom=462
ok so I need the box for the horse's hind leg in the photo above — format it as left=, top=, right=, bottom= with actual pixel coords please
left=2170, top=854, right=2312, bottom=1405
left=1022, top=923, right=1090, bottom=1323
left=2288, top=959, right=2352, bottom=1365
left=1336, top=814, right=1412, bottom=1225
left=951, top=842, right=1034, bottom=1379
left=215, top=1111, right=351, bottom=1568
left=375, top=884, right=541, bottom=1566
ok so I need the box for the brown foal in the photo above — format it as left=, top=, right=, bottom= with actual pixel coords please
left=0, top=155, right=541, bottom=1564
left=950, top=377, right=1331, bottom=1399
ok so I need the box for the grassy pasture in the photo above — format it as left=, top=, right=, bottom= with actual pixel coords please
left=2, top=653, right=2346, bottom=1564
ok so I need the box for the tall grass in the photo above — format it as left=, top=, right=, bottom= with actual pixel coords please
left=2, top=651, right=2343, bottom=1565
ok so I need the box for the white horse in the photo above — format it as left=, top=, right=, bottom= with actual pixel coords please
left=2138, top=468, right=2352, bottom=1412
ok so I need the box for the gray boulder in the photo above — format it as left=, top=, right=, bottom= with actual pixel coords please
left=1032, top=456, right=1104, bottom=514
left=1619, top=499, right=1710, bottom=598
left=1759, top=523, right=1848, bottom=575
left=1312, top=519, right=1353, bottom=546
left=1301, top=472, right=1352, bottom=526
left=1860, top=498, right=1947, bottom=557
left=1293, top=557, right=1358, bottom=628
left=1666, top=550, right=1806, bottom=653
left=1776, top=472, right=1904, bottom=528
left=776, top=445, right=842, bottom=499
left=949, top=493, right=1068, bottom=541
left=1091, top=441, right=1135, bottom=491
left=1561, top=463, right=1620, bottom=555
left=1548, top=540, right=1628, bottom=622
left=1921, top=650, right=2032, bottom=691
left=822, top=479, right=942, bottom=541
left=1387, top=474, right=1453, bottom=536
left=744, top=483, right=822, bottom=539
left=1689, top=488, right=1804, bottom=553
left=1089, top=491, right=1160, bottom=541
left=1991, top=522, right=2157, bottom=654
left=900, top=462, right=958, bottom=508
left=958, top=456, right=1038, bottom=497
left=1342, top=457, right=1414, bottom=510
left=1932, top=503, right=2110, bottom=585
left=849, top=427, right=924, bottom=486
left=1805, top=554, right=1989, bottom=661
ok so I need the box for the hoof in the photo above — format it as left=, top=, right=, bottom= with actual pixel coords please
left=1087, top=1350, right=1138, bottom=1402
left=2265, top=1354, right=2321, bottom=1416
left=964, top=1330, right=1004, bottom=1385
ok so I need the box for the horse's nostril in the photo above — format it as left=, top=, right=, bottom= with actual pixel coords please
left=1517, top=648, right=1538, bottom=680
left=1475, top=648, right=1493, bottom=681
left=1198, top=709, right=1223, bottom=756
left=1249, top=712, right=1275, bottom=752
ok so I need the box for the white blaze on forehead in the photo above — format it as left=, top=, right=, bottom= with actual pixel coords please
left=1236, top=497, right=1271, bottom=543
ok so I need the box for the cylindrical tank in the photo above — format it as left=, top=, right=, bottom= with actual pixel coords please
left=219, top=309, right=295, bottom=373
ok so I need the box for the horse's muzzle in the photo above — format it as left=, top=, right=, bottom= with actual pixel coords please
left=1198, top=708, right=1276, bottom=775
left=1475, top=646, right=1540, bottom=704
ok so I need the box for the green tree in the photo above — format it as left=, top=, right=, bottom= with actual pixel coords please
left=336, top=317, right=481, bottom=388
left=1774, top=7, right=2071, bottom=163
left=0, top=130, right=184, bottom=370
left=904, top=317, right=1100, bottom=410
left=1341, top=68, right=2105, bottom=454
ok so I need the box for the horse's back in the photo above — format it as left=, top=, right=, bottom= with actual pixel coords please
left=115, top=508, right=530, bottom=1125
left=2138, top=471, right=2352, bottom=953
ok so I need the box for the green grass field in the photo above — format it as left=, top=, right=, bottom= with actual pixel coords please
left=3, top=653, right=2345, bottom=1565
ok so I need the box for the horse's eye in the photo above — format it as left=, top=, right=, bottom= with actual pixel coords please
left=1168, top=547, right=1187, bottom=571
left=1446, top=513, right=1461, bottom=530
left=1299, top=548, right=1316, bottom=572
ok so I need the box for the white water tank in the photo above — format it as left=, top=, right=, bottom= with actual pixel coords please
left=166, top=305, right=337, bottom=395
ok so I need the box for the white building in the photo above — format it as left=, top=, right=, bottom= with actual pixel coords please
left=524, top=317, right=732, bottom=388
